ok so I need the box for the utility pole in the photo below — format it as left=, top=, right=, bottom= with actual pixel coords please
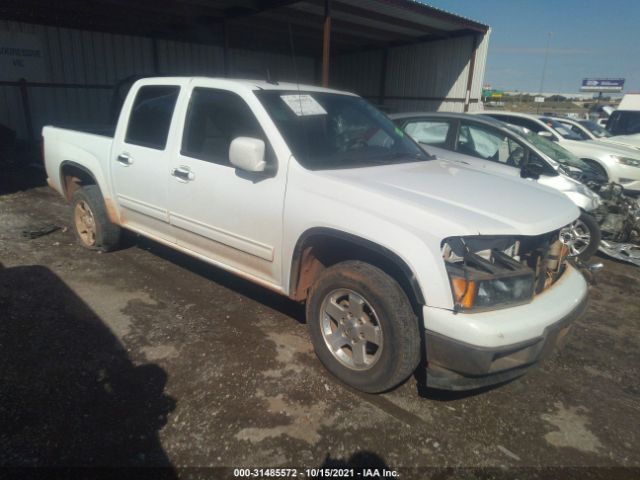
left=538, top=32, right=553, bottom=114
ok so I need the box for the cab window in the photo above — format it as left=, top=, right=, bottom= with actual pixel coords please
left=182, top=88, right=269, bottom=167
left=125, top=85, right=180, bottom=150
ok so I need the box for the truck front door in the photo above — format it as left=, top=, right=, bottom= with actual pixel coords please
left=167, top=86, right=287, bottom=289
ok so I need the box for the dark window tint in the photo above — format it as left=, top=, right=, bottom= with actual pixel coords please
left=182, top=88, right=266, bottom=166
left=403, top=120, right=451, bottom=147
left=125, top=86, right=179, bottom=150
left=608, top=111, right=640, bottom=135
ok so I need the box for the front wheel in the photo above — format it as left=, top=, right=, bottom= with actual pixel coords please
left=306, top=260, right=421, bottom=393
left=564, top=212, right=601, bottom=261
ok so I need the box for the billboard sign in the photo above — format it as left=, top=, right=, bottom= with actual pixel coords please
left=581, top=78, right=625, bottom=92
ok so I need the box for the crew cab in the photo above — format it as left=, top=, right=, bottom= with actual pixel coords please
left=43, top=77, right=589, bottom=392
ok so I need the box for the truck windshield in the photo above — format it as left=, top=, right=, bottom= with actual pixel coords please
left=255, top=91, right=430, bottom=169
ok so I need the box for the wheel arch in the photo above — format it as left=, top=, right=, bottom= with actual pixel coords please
left=288, top=227, right=426, bottom=307
left=59, top=161, right=98, bottom=201
left=579, top=157, right=612, bottom=179
left=59, top=161, right=120, bottom=224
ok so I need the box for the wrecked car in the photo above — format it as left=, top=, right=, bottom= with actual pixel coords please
left=391, top=112, right=603, bottom=260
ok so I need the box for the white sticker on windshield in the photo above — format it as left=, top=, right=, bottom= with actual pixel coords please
left=280, top=94, right=327, bottom=116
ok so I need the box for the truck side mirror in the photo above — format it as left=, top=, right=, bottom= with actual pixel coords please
left=229, top=137, right=266, bottom=173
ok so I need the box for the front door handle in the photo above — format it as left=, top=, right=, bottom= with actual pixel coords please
left=171, top=166, right=195, bottom=182
left=117, top=153, right=133, bottom=166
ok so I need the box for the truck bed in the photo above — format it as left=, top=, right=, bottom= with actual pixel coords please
left=48, top=124, right=116, bottom=138
left=42, top=125, right=113, bottom=197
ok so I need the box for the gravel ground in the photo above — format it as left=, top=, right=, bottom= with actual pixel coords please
left=1, top=186, right=639, bottom=479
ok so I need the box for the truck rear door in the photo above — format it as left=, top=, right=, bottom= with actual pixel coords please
left=110, top=81, right=183, bottom=241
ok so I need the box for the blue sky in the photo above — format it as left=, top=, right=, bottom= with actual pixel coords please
left=423, top=0, right=640, bottom=93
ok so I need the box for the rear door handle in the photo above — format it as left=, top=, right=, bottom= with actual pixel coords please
left=171, top=166, right=195, bottom=182
left=117, top=153, right=133, bottom=166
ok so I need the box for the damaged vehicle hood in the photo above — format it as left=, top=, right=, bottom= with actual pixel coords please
left=317, top=158, right=579, bottom=238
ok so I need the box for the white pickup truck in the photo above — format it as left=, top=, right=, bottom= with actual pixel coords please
left=43, top=77, right=589, bottom=392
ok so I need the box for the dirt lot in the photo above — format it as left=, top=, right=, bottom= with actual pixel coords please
left=1, top=185, right=639, bottom=479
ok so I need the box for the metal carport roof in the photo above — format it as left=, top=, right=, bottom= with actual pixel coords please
left=0, top=0, right=488, bottom=76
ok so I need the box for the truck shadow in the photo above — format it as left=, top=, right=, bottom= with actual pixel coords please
left=0, top=264, right=176, bottom=473
left=133, top=234, right=306, bottom=325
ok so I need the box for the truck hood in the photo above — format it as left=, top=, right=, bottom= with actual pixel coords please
left=318, top=158, right=579, bottom=237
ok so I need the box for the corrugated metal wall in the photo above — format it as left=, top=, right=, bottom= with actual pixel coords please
left=331, top=32, right=490, bottom=113
left=1, top=19, right=488, bottom=139
left=468, top=31, right=491, bottom=113
left=0, top=21, right=314, bottom=139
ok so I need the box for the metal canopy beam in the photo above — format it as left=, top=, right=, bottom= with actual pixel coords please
left=262, top=7, right=416, bottom=43
left=321, top=0, right=331, bottom=87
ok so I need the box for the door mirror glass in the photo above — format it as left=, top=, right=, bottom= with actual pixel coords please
left=229, top=137, right=266, bottom=173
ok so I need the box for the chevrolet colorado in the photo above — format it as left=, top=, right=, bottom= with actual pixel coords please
left=43, top=77, right=589, bottom=392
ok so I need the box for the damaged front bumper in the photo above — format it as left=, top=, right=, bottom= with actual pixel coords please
left=422, top=265, right=589, bottom=390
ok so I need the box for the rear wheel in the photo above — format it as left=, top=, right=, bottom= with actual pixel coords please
left=306, top=260, right=421, bottom=393
left=564, top=212, right=601, bottom=261
left=71, top=185, right=121, bottom=252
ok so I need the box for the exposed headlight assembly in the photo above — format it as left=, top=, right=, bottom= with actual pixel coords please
left=442, top=236, right=536, bottom=312
left=612, top=155, right=640, bottom=168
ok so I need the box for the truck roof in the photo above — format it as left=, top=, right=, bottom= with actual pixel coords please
left=136, top=76, right=355, bottom=96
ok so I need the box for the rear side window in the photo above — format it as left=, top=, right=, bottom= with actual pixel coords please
left=125, top=85, right=180, bottom=150
left=403, top=120, right=451, bottom=147
left=182, top=88, right=267, bottom=166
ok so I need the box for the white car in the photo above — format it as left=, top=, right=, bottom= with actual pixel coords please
left=391, top=112, right=602, bottom=260
left=553, top=117, right=640, bottom=152
left=42, top=77, right=588, bottom=392
left=554, top=117, right=613, bottom=140
left=479, top=111, right=640, bottom=192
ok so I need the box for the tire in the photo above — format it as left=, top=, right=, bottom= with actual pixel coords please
left=306, top=260, right=421, bottom=393
left=566, top=212, right=601, bottom=261
left=581, top=159, right=608, bottom=182
left=71, top=185, right=121, bottom=252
